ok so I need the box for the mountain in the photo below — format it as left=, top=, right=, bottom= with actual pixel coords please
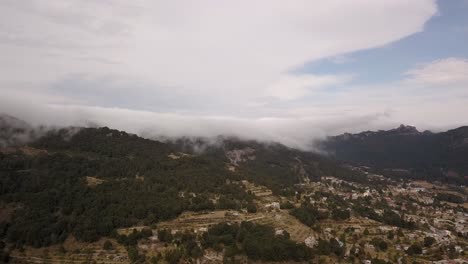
left=1, top=118, right=467, bottom=263
left=319, top=124, right=468, bottom=184
left=0, top=114, right=35, bottom=148
left=0, top=117, right=363, bottom=249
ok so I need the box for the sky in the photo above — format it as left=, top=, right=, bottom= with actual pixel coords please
left=0, top=0, right=467, bottom=148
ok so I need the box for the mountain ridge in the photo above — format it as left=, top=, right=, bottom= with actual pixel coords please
left=320, top=124, right=468, bottom=184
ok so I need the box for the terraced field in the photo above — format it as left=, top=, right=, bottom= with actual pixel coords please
left=10, top=237, right=129, bottom=264
left=156, top=210, right=264, bottom=230
left=252, top=211, right=313, bottom=243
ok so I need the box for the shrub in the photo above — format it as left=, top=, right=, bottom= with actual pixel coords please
left=103, top=240, right=113, bottom=250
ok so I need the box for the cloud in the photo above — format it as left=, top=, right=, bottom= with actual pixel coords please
left=3, top=0, right=462, bottom=149
left=265, top=74, right=352, bottom=101
left=0, top=0, right=436, bottom=101
left=404, top=57, right=468, bottom=86
left=299, top=57, right=468, bottom=131
left=0, top=92, right=388, bottom=150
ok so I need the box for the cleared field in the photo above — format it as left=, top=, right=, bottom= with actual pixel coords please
left=251, top=210, right=313, bottom=243
left=157, top=210, right=265, bottom=230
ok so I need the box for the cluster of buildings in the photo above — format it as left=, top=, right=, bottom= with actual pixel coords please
left=292, top=174, right=467, bottom=262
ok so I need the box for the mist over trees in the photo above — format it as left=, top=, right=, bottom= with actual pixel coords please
left=0, top=125, right=361, bottom=248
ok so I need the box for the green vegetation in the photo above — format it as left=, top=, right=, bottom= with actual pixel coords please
left=314, top=238, right=344, bottom=257
left=435, top=193, right=464, bottom=204
left=0, top=126, right=359, bottom=248
left=103, top=240, right=113, bottom=250
left=331, top=208, right=350, bottom=220
left=279, top=201, right=295, bottom=209
left=353, top=204, right=415, bottom=229
left=164, top=248, right=183, bottom=264
left=423, top=236, right=435, bottom=247
left=157, top=229, right=173, bottom=243
left=202, top=222, right=312, bottom=262
left=116, top=228, right=152, bottom=247
left=1, top=119, right=467, bottom=263
left=322, top=126, right=468, bottom=184
left=406, top=243, right=423, bottom=255
left=246, top=203, right=257, bottom=213
left=290, top=203, right=327, bottom=226
left=370, top=238, right=388, bottom=251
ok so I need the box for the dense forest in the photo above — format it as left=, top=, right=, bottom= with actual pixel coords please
left=0, top=123, right=362, bottom=249
left=202, top=221, right=312, bottom=262
left=320, top=125, right=468, bottom=184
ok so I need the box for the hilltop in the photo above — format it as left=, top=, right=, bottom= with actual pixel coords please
left=319, top=124, right=468, bottom=185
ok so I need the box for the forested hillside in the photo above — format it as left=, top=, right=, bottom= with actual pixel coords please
left=0, top=118, right=362, bottom=249
left=320, top=125, right=468, bottom=184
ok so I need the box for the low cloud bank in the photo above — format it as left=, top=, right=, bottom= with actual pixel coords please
left=0, top=95, right=402, bottom=151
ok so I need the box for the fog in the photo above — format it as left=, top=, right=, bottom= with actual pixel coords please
left=0, top=94, right=430, bottom=150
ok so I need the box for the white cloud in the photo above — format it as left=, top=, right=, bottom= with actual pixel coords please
left=4, top=0, right=464, bottom=149
left=0, top=0, right=436, bottom=102
left=295, top=58, right=468, bottom=132
left=265, top=74, right=352, bottom=101
left=0, top=91, right=388, bottom=150
left=404, top=57, right=468, bottom=86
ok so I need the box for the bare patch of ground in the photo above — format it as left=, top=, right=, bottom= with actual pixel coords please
left=86, top=176, right=105, bottom=187
left=168, top=152, right=191, bottom=159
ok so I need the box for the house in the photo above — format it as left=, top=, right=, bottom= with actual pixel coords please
left=275, top=229, right=285, bottom=236
left=304, top=236, right=318, bottom=248
left=364, top=243, right=374, bottom=250
left=265, top=202, right=280, bottom=210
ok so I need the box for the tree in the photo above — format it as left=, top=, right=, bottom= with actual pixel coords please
left=332, top=208, right=350, bottom=220
left=423, top=236, right=435, bottom=247
left=203, top=221, right=311, bottom=261
left=315, top=239, right=331, bottom=255
left=157, top=229, right=173, bottom=243
left=127, top=246, right=145, bottom=263
left=363, top=228, right=370, bottom=236
left=58, top=245, right=67, bottom=254
left=329, top=238, right=344, bottom=256
left=103, top=240, right=113, bottom=250
left=397, top=228, right=404, bottom=237
left=165, top=248, right=183, bottom=264
left=280, top=201, right=295, bottom=209
left=387, top=231, right=394, bottom=240
left=290, top=204, right=322, bottom=226
left=406, top=244, right=422, bottom=255
left=246, top=203, right=257, bottom=213
left=371, top=238, right=388, bottom=251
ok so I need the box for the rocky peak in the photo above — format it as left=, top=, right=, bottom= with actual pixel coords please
left=390, top=124, right=419, bottom=135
